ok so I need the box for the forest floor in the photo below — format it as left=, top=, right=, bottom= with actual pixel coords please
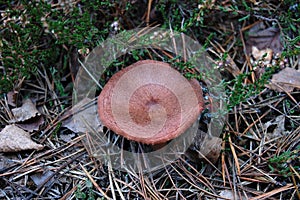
left=0, top=1, right=300, bottom=199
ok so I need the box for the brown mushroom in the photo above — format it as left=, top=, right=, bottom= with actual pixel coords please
left=98, top=60, right=204, bottom=145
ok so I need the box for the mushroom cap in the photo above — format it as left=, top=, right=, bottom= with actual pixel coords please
left=98, top=60, right=204, bottom=145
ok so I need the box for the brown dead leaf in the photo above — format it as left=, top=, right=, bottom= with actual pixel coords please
left=267, top=67, right=300, bottom=92
left=62, top=98, right=101, bottom=133
left=7, top=91, right=18, bottom=107
left=252, top=46, right=273, bottom=62
left=9, top=99, right=44, bottom=132
left=264, top=115, right=289, bottom=141
left=16, top=115, right=44, bottom=132
left=0, top=125, right=43, bottom=152
left=186, top=131, right=222, bottom=163
left=246, top=22, right=283, bottom=55
left=30, top=169, right=55, bottom=187
left=10, top=99, right=41, bottom=123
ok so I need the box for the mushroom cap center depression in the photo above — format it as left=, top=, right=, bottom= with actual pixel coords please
left=129, top=84, right=181, bottom=131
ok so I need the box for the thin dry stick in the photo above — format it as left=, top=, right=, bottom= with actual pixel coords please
left=194, top=149, right=222, bottom=174
left=146, top=0, right=153, bottom=26
left=181, top=33, right=187, bottom=62
left=239, top=176, right=270, bottom=183
left=179, top=157, right=216, bottom=191
left=40, top=97, right=97, bottom=143
left=143, top=176, right=162, bottom=200
left=108, top=159, right=126, bottom=200
left=231, top=157, right=238, bottom=200
left=249, top=184, right=294, bottom=200
left=210, top=40, right=241, bottom=77
left=152, top=44, right=174, bottom=59
left=80, top=163, right=111, bottom=199
left=163, top=164, right=186, bottom=199
left=270, top=82, right=300, bottom=109
left=106, top=153, right=117, bottom=200
left=20, top=150, right=36, bottom=168
left=128, top=25, right=159, bottom=43
left=122, top=161, right=150, bottom=199
left=114, top=178, right=147, bottom=197
left=60, top=185, right=78, bottom=200
left=41, top=65, right=64, bottom=111
left=23, top=152, right=85, bottom=200
left=2, top=96, right=14, bottom=120
left=170, top=164, right=226, bottom=199
left=78, top=59, right=102, bottom=89
left=228, top=135, right=241, bottom=176
left=12, top=148, right=85, bottom=181
left=179, top=162, right=216, bottom=194
left=123, top=168, right=147, bottom=199
left=279, top=126, right=300, bottom=151
left=250, top=165, right=277, bottom=184
left=289, top=164, right=300, bottom=200
left=241, top=98, right=283, bottom=136
left=240, top=20, right=262, bottom=32
left=239, top=28, right=255, bottom=83
left=222, top=133, right=226, bottom=186
left=138, top=170, right=150, bottom=200
left=169, top=25, right=178, bottom=62
left=234, top=106, right=239, bottom=135
left=239, top=110, right=259, bottom=137
left=0, top=136, right=84, bottom=178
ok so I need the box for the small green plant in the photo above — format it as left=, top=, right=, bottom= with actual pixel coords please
left=268, top=147, right=300, bottom=177
left=156, top=1, right=212, bottom=33
left=0, top=1, right=116, bottom=94
left=75, top=179, right=95, bottom=200
left=169, top=58, right=203, bottom=80
left=224, top=64, right=279, bottom=110
left=75, top=184, right=86, bottom=199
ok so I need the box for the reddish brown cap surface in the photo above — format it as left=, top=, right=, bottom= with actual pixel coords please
left=98, top=60, right=204, bottom=145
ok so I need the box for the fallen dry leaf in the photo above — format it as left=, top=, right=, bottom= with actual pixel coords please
left=264, top=115, right=289, bottom=141
left=186, top=131, right=222, bottom=163
left=7, top=91, right=18, bottom=107
left=30, top=169, right=55, bottom=187
left=246, top=22, right=283, bottom=55
left=267, top=67, right=300, bottom=92
left=252, top=46, right=273, bottom=62
left=0, top=125, right=43, bottom=152
left=9, top=99, right=44, bottom=132
left=62, top=98, right=102, bottom=133
left=16, top=115, right=44, bottom=132
left=10, top=99, right=41, bottom=123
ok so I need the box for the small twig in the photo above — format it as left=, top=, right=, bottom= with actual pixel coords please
left=170, top=163, right=226, bottom=199
left=241, top=98, right=283, bottom=136
left=78, top=59, right=103, bottom=89
left=228, top=135, right=241, bottom=176
left=249, top=184, right=293, bottom=200
left=146, top=0, right=153, bottom=26
left=80, top=163, right=111, bottom=199
left=289, top=164, right=300, bottom=200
